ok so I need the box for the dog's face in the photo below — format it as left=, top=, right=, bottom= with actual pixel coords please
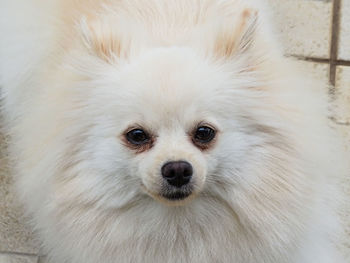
left=115, top=49, right=228, bottom=205
left=64, top=9, right=286, bottom=208
left=71, top=44, right=272, bottom=208
left=76, top=48, right=218, bottom=205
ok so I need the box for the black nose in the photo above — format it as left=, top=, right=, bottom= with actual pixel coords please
left=161, top=161, right=193, bottom=188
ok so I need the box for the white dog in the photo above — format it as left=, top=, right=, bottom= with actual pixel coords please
left=0, top=0, right=348, bottom=262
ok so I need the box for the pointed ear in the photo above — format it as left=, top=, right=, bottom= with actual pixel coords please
left=79, top=17, right=129, bottom=63
left=214, top=8, right=258, bottom=58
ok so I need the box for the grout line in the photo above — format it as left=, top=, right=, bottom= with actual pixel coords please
left=329, top=0, right=342, bottom=87
left=329, top=116, right=350, bottom=126
left=334, top=60, right=350, bottom=66
left=0, top=250, right=38, bottom=257
left=289, top=55, right=350, bottom=66
left=335, top=122, right=350, bottom=126
left=288, top=55, right=330, bottom=64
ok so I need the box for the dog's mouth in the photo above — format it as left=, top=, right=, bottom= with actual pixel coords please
left=142, top=184, right=195, bottom=205
left=161, top=191, right=192, bottom=201
left=160, top=183, right=194, bottom=201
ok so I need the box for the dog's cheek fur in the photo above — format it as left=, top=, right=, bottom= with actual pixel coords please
left=206, top=72, right=346, bottom=260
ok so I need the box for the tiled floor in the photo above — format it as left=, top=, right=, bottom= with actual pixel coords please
left=0, top=0, right=349, bottom=262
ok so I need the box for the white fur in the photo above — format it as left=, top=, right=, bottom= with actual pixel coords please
left=0, top=0, right=349, bottom=262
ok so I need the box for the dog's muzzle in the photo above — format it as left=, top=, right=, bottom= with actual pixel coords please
left=160, top=161, right=193, bottom=200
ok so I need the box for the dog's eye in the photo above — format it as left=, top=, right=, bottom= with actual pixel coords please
left=193, top=126, right=216, bottom=144
left=126, top=129, right=150, bottom=145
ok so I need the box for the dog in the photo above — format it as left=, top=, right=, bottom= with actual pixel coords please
left=0, top=0, right=348, bottom=262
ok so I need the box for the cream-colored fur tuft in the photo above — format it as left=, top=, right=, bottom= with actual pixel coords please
left=0, top=0, right=349, bottom=262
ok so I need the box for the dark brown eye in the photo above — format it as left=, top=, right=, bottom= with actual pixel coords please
left=193, top=126, right=216, bottom=144
left=126, top=129, right=150, bottom=145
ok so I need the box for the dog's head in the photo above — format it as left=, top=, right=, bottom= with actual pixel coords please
left=61, top=7, right=294, bottom=208
left=111, top=48, right=231, bottom=205
left=72, top=47, right=235, bottom=206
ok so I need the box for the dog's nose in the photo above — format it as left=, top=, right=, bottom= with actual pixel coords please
left=161, top=161, right=193, bottom=188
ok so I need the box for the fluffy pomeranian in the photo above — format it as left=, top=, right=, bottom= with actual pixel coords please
left=0, top=0, right=349, bottom=262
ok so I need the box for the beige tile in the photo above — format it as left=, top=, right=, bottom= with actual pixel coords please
left=268, top=0, right=332, bottom=58
left=333, top=66, right=350, bottom=123
left=333, top=122, right=350, bottom=260
left=37, top=256, right=48, bottom=263
left=0, top=253, right=38, bottom=263
left=335, top=124, right=350, bottom=152
left=0, top=123, right=40, bottom=254
left=339, top=0, right=350, bottom=60
left=295, top=60, right=330, bottom=86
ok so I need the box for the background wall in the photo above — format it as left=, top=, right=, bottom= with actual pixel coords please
left=0, top=0, right=349, bottom=262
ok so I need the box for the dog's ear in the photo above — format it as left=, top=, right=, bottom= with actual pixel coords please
left=79, top=17, right=129, bottom=63
left=214, top=8, right=258, bottom=59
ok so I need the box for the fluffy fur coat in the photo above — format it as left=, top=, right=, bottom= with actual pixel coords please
left=0, top=0, right=349, bottom=262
